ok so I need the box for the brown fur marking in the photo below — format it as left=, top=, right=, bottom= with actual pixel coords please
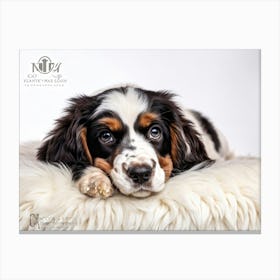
left=80, top=127, right=93, bottom=165
left=138, top=112, right=158, bottom=128
left=170, top=124, right=180, bottom=166
left=99, top=117, right=122, bottom=131
left=94, top=158, right=112, bottom=174
left=158, top=155, right=173, bottom=181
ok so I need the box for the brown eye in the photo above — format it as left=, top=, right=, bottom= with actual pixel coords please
left=147, top=125, right=162, bottom=141
left=99, top=130, right=115, bottom=144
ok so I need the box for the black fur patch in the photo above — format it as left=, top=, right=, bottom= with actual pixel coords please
left=37, top=94, right=105, bottom=180
left=191, top=110, right=221, bottom=152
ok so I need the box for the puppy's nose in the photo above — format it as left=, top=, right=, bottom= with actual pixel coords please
left=127, top=165, right=152, bottom=184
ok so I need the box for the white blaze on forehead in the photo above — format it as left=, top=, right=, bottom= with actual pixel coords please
left=93, top=88, right=149, bottom=129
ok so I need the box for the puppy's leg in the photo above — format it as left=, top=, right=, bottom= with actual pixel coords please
left=76, top=166, right=114, bottom=199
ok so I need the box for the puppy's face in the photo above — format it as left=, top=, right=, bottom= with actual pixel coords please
left=37, top=86, right=210, bottom=198
left=85, top=88, right=174, bottom=198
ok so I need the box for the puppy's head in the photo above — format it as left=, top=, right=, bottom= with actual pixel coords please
left=37, top=86, right=210, bottom=198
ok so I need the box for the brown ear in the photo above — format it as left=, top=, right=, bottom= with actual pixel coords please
left=80, top=127, right=93, bottom=165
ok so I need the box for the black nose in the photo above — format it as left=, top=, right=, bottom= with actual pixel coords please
left=127, top=165, right=152, bottom=184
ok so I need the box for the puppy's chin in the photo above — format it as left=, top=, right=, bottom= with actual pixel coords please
left=131, top=190, right=152, bottom=198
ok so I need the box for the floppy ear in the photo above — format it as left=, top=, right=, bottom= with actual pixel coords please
left=36, top=95, right=98, bottom=167
left=148, top=90, right=211, bottom=174
left=169, top=115, right=211, bottom=174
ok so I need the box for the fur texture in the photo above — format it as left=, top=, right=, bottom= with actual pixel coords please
left=20, top=142, right=260, bottom=231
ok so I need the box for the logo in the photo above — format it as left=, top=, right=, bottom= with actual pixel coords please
left=23, top=55, right=67, bottom=87
left=29, top=213, right=77, bottom=230
left=32, top=56, right=61, bottom=74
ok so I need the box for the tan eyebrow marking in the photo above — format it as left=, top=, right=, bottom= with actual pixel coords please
left=138, top=112, right=159, bottom=128
left=98, top=117, right=123, bottom=131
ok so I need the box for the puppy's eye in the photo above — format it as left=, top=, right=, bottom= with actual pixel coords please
left=99, top=130, right=115, bottom=144
left=147, top=125, right=162, bottom=141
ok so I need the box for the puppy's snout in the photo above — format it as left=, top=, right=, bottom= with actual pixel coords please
left=127, top=165, right=152, bottom=184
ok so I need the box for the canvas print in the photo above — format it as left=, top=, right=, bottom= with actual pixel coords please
left=19, top=50, right=260, bottom=231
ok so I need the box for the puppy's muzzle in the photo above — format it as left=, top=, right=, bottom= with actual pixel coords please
left=126, top=164, right=152, bottom=185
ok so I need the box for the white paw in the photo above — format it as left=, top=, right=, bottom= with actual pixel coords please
left=77, top=167, right=114, bottom=199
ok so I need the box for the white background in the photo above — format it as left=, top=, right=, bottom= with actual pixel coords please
left=20, top=49, right=260, bottom=156
left=1, top=1, right=279, bottom=280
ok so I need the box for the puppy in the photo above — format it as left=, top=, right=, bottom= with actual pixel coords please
left=37, top=86, right=231, bottom=198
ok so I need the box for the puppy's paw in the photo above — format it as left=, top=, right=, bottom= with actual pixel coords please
left=77, top=167, right=113, bottom=199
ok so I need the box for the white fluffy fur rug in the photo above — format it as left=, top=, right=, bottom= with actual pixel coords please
left=20, top=142, right=260, bottom=231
